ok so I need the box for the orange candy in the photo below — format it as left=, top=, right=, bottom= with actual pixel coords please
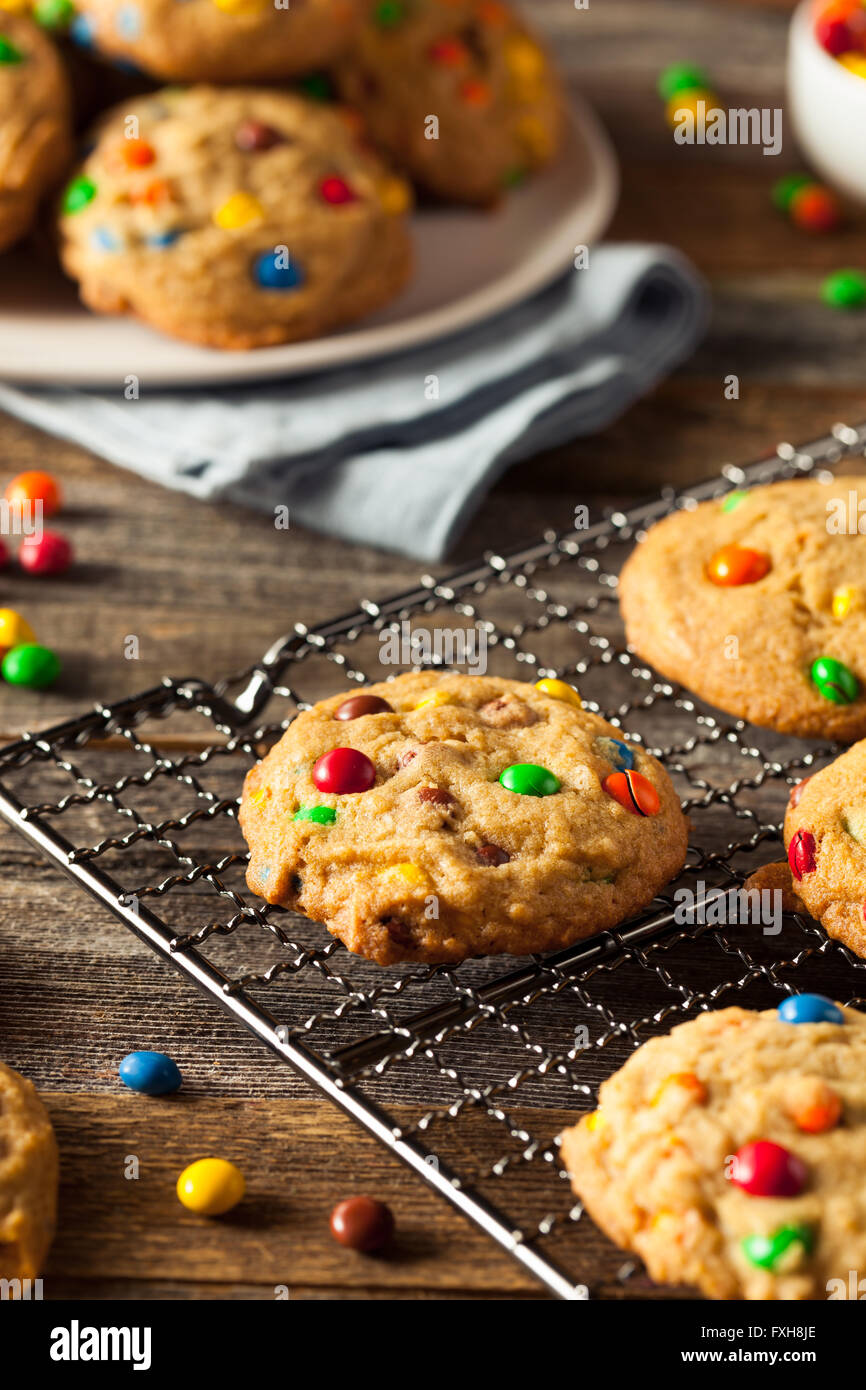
left=5, top=470, right=61, bottom=517
left=790, top=184, right=842, bottom=233
left=429, top=37, right=469, bottom=66
left=651, top=1072, right=708, bottom=1106
left=129, top=179, right=172, bottom=207
left=119, top=138, right=156, bottom=168
left=461, top=78, right=493, bottom=107
left=788, top=1079, right=842, bottom=1134
left=706, top=544, right=771, bottom=587
left=602, top=769, right=661, bottom=817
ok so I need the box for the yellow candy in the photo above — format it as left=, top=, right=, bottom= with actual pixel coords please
left=585, top=1109, right=605, bottom=1133
left=379, top=862, right=430, bottom=891
left=212, top=0, right=266, bottom=11
left=504, top=34, right=546, bottom=83
left=651, top=1207, right=676, bottom=1230
left=534, top=677, right=582, bottom=708
left=213, top=192, right=264, bottom=230
left=413, top=689, right=453, bottom=711
left=378, top=177, right=412, bottom=216
left=665, top=87, right=719, bottom=131
left=0, top=0, right=32, bottom=10
left=248, top=787, right=270, bottom=808
left=839, top=51, right=866, bottom=79
left=515, top=115, right=554, bottom=162
left=650, top=1071, right=707, bottom=1107
left=0, top=607, right=36, bottom=656
left=176, top=1158, right=245, bottom=1216
left=832, top=585, right=858, bottom=620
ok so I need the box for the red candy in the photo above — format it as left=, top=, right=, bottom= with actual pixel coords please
left=0, top=539, right=8, bottom=570
left=120, top=138, right=156, bottom=168
left=329, top=1196, right=394, bottom=1252
left=312, top=747, right=376, bottom=794
left=730, top=1141, right=807, bottom=1198
left=602, top=770, right=660, bottom=817
left=788, top=828, right=817, bottom=880
left=235, top=120, right=284, bottom=152
left=790, top=184, right=841, bottom=233
left=320, top=176, right=357, bottom=205
left=816, top=12, right=855, bottom=55
left=706, top=544, right=771, bottom=587
left=19, top=530, right=72, bottom=576
left=429, top=37, right=469, bottom=65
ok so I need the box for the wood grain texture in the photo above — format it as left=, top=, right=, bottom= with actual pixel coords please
left=1, top=0, right=860, bottom=1301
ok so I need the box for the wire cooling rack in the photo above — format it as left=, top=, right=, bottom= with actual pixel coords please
left=3, top=420, right=866, bottom=1301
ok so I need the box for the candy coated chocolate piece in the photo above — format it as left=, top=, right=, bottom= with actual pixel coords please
left=822, top=269, right=866, bottom=310
left=476, top=843, right=510, bottom=866
left=19, top=530, right=72, bottom=576
left=787, top=828, right=817, bottom=879
left=253, top=251, right=303, bottom=290
left=33, top=0, right=75, bottom=28
left=595, top=736, right=635, bottom=772
left=664, top=87, right=718, bottom=131
left=741, top=1223, right=813, bottom=1271
left=772, top=172, right=811, bottom=213
left=312, top=747, right=376, bottom=794
left=2, top=643, right=60, bottom=689
left=499, top=763, right=560, bottom=797
left=176, top=1158, right=244, bottom=1216
left=534, top=677, right=582, bottom=707
left=320, top=175, right=357, bottom=205
left=810, top=655, right=859, bottom=704
left=0, top=608, right=35, bottom=659
left=329, top=1196, right=394, bottom=1252
left=719, top=489, right=749, bottom=512
left=602, top=769, right=660, bottom=816
left=293, top=805, right=337, bottom=824
left=777, top=994, right=844, bottom=1025
left=788, top=776, right=811, bottom=807
left=333, top=693, right=393, bottom=720
left=790, top=184, right=842, bottom=233
left=5, top=470, right=61, bottom=516
left=62, top=175, right=96, bottom=214
left=0, top=33, right=23, bottom=62
left=657, top=62, right=712, bottom=102
left=235, top=119, right=284, bottom=152
left=730, top=1140, right=807, bottom=1198
left=706, top=544, right=771, bottom=586
left=214, top=192, right=263, bottom=229
left=119, top=1050, right=182, bottom=1095
left=787, top=1078, right=842, bottom=1134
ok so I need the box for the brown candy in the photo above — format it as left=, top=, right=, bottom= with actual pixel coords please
left=418, top=785, right=454, bottom=806
left=478, top=697, right=538, bottom=729
left=382, top=917, right=414, bottom=947
left=235, top=120, right=286, bottom=152
left=334, top=694, right=394, bottom=721
left=329, top=1196, right=395, bottom=1253
left=476, top=844, right=510, bottom=866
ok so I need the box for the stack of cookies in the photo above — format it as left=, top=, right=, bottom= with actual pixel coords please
left=0, top=0, right=567, bottom=348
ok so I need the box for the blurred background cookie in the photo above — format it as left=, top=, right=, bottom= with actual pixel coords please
left=335, top=0, right=565, bottom=205
left=58, top=85, right=414, bottom=348
left=0, top=11, right=71, bottom=251
left=0, top=1059, right=58, bottom=1282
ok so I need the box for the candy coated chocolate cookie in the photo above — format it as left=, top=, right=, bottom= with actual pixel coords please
left=0, top=1060, right=58, bottom=1281
left=335, top=0, right=565, bottom=205
left=58, top=86, right=413, bottom=349
left=0, top=13, right=71, bottom=252
left=619, top=477, right=866, bottom=740
left=561, top=1003, right=866, bottom=1300
left=239, top=672, right=687, bottom=965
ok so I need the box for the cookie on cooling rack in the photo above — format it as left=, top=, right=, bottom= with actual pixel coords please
left=57, top=85, right=413, bottom=350
left=0, top=12, right=71, bottom=253
left=561, top=998, right=866, bottom=1300
left=239, top=671, right=688, bottom=965
left=619, top=476, right=866, bottom=741
left=0, top=1060, right=58, bottom=1281
left=784, top=741, right=866, bottom=959
left=67, top=0, right=360, bottom=83
left=334, top=0, right=565, bottom=205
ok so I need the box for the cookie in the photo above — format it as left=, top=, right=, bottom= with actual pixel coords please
left=239, top=672, right=688, bottom=965
left=0, top=12, right=71, bottom=252
left=619, top=476, right=866, bottom=740
left=58, top=86, right=413, bottom=349
left=784, top=741, right=866, bottom=958
left=561, top=1000, right=866, bottom=1300
left=334, top=0, right=565, bottom=205
left=0, top=1060, right=58, bottom=1282
left=69, top=0, right=360, bottom=83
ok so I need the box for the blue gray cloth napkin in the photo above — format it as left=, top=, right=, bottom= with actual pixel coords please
left=0, top=243, right=708, bottom=561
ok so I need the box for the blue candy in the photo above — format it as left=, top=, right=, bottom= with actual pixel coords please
left=146, top=229, right=180, bottom=248
left=119, top=1050, right=182, bottom=1095
left=595, top=736, right=635, bottom=772
left=253, top=251, right=303, bottom=290
left=777, top=994, right=844, bottom=1026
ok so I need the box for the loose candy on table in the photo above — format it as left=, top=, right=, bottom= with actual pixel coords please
left=810, top=655, right=859, bottom=704
left=329, top=1196, right=394, bottom=1253
left=602, top=770, right=660, bottom=817
left=706, top=544, right=771, bottom=586
left=534, top=677, right=582, bottom=707
left=2, top=643, right=60, bottom=689
left=499, top=763, right=560, bottom=797
left=787, top=827, right=817, bottom=879
left=334, top=693, right=393, bottom=720
left=822, top=268, right=866, bottom=309
left=771, top=172, right=812, bottom=214
left=729, top=1140, right=807, bottom=1198
left=19, top=530, right=73, bottom=576
left=176, top=1158, right=245, bottom=1216
left=5, top=470, right=61, bottom=517
left=0, top=608, right=35, bottom=658
left=664, top=86, right=719, bottom=131
left=741, top=1223, right=813, bottom=1272
left=312, top=747, right=376, bottom=794
left=777, top=993, right=844, bottom=1026
left=119, top=1050, right=182, bottom=1095
left=789, top=184, right=842, bottom=233
left=657, top=62, right=713, bottom=102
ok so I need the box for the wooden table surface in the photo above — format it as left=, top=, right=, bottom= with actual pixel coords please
left=3, top=0, right=865, bottom=1302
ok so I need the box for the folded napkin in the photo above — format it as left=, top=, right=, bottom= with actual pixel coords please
left=0, top=243, right=708, bottom=562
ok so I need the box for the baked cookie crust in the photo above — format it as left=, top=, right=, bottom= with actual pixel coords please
left=0, top=12, right=71, bottom=253
left=0, top=1060, right=58, bottom=1282
left=784, top=741, right=866, bottom=958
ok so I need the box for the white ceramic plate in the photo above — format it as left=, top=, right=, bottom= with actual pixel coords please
left=0, top=97, right=618, bottom=387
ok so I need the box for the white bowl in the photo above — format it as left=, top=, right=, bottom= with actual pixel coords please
left=788, top=0, right=866, bottom=203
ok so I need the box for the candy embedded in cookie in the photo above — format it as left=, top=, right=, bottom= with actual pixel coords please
left=239, top=672, right=688, bottom=965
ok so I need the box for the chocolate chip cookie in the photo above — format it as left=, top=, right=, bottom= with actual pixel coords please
left=619, top=476, right=866, bottom=741
left=70, top=0, right=360, bottom=83
left=239, top=672, right=688, bottom=965
left=784, top=741, right=866, bottom=959
left=58, top=85, right=413, bottom=349
left=334, top=0, right=565, bottom=205
left=0, top=12, right=71, bottom=252
left=0, top=1060, right=58, bottom=1282
left=561, top=999, right=866, bottom=1300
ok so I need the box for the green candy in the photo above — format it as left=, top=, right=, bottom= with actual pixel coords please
left=843, top=808, right=866, bottom=845
left=2, top=643, right=60, bottom=690
left=771, top=172, right=811, bottom=214
left=657, top=63, right=711, bottom=102
left=62, top=176, right=97, bottom=215
left=298, top=72, right=334, bottom=103
left=811, top=656, right=860, bottom=706
left=374, top=0, right=404, bottom=27
left=822, top=269, right=866, bottom=311
left=0, top=34, right=23, bottom=64
left=499, top=763, right=560, bottom=797
left=742, top=1223, right=813, bottom=1272
left=720, top=489, right=748, bottom=513
left=33, top=0, right=74, bottom=28
left=293, top=805, right=336, bottom=825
